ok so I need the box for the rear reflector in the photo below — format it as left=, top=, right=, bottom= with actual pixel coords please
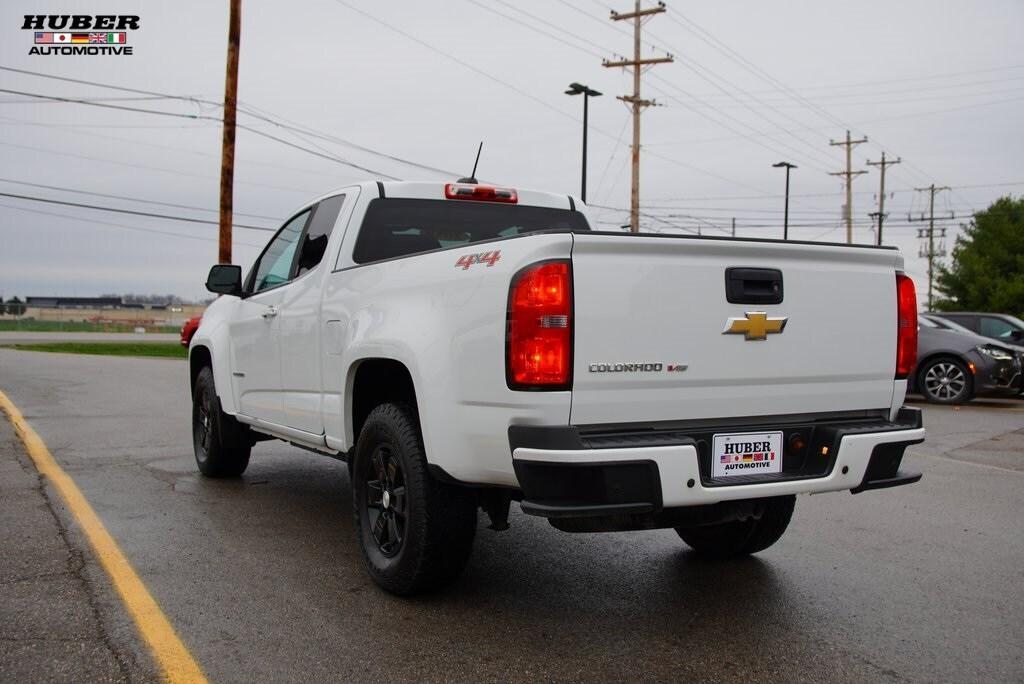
left=445, top=183, right=518, bottom=203
left=507, top=260, right=572, bottom=390
left=895, top=273, right=918, bottom=379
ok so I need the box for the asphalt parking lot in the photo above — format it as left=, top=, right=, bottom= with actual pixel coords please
left=1, top=348, right=1022, bottom=683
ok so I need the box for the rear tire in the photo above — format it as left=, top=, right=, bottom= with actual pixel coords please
left=917, top=357, right=973, bottom=404
left=192, top=366, right=251, bottom=478
left=675, top=495, right=795, bottom=558
left=352, top=403, right=477, bottom=596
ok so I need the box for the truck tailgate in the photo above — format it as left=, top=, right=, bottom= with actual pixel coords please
left=569, top=234, right=901, bottom=425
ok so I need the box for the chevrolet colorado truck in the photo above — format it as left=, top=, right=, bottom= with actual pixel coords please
left=190, top=180, right=925, bottom=595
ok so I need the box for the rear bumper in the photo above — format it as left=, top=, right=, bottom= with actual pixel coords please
left=510, top=408, right=924, bottom=518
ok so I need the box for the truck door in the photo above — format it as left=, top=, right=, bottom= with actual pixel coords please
left=277, top=194, right=348, bottom=436
left=229, top=209, right=310, bottom=426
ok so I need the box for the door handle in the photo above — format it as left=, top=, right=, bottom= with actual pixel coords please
left=725, top=267, right=784, bottom=305
left=262, top=305, right=279, bottom=319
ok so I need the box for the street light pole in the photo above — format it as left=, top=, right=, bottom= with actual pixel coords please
left=565, top=82, right=602, bottom=203
left=773, top=161, right=797, bottom=240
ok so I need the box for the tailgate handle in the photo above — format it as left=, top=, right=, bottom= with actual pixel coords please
left=725, top=268, right=783, bottom=305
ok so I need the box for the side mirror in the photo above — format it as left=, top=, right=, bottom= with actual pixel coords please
left=206, top=264, right=243, bottom=296
left=1010, top=329, right=1024, bottom=342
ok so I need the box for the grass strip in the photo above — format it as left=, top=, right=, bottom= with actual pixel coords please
left=2, top=342, right=187, bottom=359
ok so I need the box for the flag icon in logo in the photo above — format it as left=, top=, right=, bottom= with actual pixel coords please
left=34, top=32, right=126, bottom=45
left=38, top=33, right=74, bottom=44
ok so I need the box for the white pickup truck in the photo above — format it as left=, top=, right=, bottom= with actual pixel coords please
left=190, top=180, right=925, bottom=595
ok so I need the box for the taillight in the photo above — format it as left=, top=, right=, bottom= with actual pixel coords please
left=896, top=273, right=918, bottom=379
left=507, top=260, right=572, bottom=389
left=445, top=183, right=518, bottom=203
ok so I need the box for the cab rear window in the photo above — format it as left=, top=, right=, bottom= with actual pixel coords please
left=352, top=198, right=589, bottom=264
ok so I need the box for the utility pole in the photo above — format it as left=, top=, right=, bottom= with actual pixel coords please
left=731, top=217, right=736, bottom=238
left=603, top=1, right=673, bottom=233
left=218, top=0, right=242, bottom=264
left=865, top=152, right=900, bottom=246
left=908, top=184, right=950, bottom=310
left=829, top=130, right=868, bottom=244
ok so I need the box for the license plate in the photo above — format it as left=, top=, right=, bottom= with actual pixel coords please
left=712, top=431, right=783, bottom=478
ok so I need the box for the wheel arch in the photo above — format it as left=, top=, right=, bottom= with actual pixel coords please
left=347, top=357, right=419, bottom=448
left=189, top=345, right=212, bottom=395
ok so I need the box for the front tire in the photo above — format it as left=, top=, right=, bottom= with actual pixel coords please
left=192, top=366, right=251, bottom=478
left=918, top=357, right=972, bottom=404
left=675, top=495, right=795, bottom=558
left=352, top=403, right=477, bottom=595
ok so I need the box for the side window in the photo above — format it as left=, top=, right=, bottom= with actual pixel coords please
left=944, top=315, right=977, bottom=332
left=250, top=210, right=310, bottom=293
left=295, top=194, right=345, bottom=276
left=979, top=317, right=1015, bottom=340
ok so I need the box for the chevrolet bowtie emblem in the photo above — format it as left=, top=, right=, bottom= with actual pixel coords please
left=723, top=312, right=788, bottom=341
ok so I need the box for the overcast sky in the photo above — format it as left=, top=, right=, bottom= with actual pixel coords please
left=1, top=0, right=1022, bottom=301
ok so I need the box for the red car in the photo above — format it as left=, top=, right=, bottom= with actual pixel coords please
left=180, top=316, right=202, bottom=347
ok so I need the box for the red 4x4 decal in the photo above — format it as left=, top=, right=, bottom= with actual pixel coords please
left=455, top=250, right=501, bottom=270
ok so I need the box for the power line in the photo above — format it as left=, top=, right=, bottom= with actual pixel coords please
left=0, top=66, right=460, bottom=178
left=566, top=2, right=871, bottom=187
left=0, top=191, right=276, bottom=231
left=644, top=179, right=1024, bottom=204
left=644, top=95, right=1024, bottom=147
left=235, top=101, right=459, bottom=178
left=490, top=1, right=840, bottom=179
left=643, top=53, right=844, bottom=174
left=0, top=140, right=313, bottom=194
left=330, top=0, right=581, bottom=125
left=589, top=114, right=631, bottom=205
left=645, top=77, right=835, bottom=175
left=659, top=10, right=960, bottom=206
left=336, top=1, right=774, bottom=197
left=666, top=80, right=1024, bottom=106
left=0, top=177, right=281, bottom=222
left=0, top=112, right=364, bottom=185
left=0, top=202, right=266, bottom=248
left=683, top=67, right=1024, bottom=98
left=0, top=87, right=401, bottom=179
left=466, top=1, right=604, bottom=58
left=0, top=94, right=186, bottom=105
left=0, top=64, right=457, bottom=176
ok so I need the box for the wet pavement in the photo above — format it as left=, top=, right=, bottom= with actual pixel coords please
left=1, top=348, right=1022, bottom=682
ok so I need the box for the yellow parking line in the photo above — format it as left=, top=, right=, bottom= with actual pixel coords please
left=0, top=390, right=207, bottom=684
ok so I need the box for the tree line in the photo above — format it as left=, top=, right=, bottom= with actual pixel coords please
left=0, top=297, right=27, bottom=316
left=935, top=195, right=1024, bottom=315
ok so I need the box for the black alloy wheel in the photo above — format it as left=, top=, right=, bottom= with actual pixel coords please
left=194, top=384, right=214, bottom=454
left=364, top=444, right=407, bottom=557
left=191, top=366, right=250, bottom=477
left=351, top=403, right=477, bottom=595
